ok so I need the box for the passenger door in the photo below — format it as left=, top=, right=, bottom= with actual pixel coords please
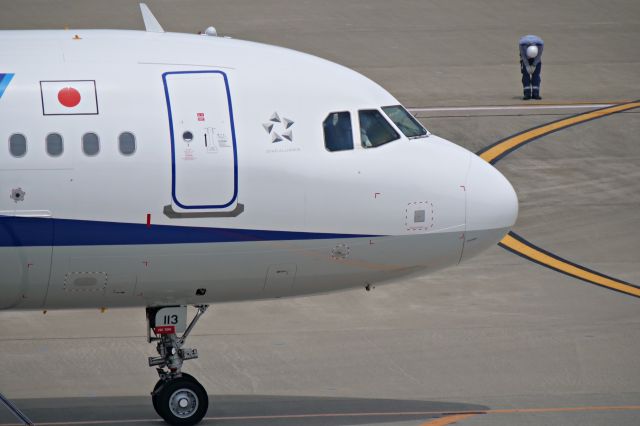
left=163, top=71, right=238, bottom=213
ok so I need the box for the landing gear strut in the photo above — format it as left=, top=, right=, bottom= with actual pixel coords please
left=147, top=305, right=209, bottom=425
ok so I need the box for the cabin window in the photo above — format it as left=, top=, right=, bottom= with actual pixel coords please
left=9, top=133, right=27, bottom=158
left=382, top=105, right=428, bottom=138
left=82, top=132, right=100, bottom=156
left=119, top=132, right=136, bottom=155
left=359, top=109, right=399, bottom=148
left=323, top=112, right=353, bottom=152
left=46, top=133, right=64, bottom=157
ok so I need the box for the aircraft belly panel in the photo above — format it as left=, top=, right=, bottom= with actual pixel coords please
left=0, top=169, right=60, bottom=310
left=0, top=246, right=51, bottom=310
left=34, top=231, right=464, bottom=309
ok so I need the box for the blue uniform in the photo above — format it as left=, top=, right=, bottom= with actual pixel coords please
left=519, top=35, right=544, bottom=99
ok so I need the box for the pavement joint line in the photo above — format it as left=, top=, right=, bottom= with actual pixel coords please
left=475, top=100, right=640, bottom=298
left=407, top=103, right=621, bottom=112
left=3, top=405, right=640, bottom=425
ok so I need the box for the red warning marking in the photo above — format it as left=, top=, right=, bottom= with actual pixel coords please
left=146, top=213, right=151, bottom=228
left=57, top=87, right=81, bottom=108
left=197, top=112, right=205, bottom=121
left=154, top=326, right=175, bottom=335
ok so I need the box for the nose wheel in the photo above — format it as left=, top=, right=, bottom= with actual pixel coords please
left=147, top=305, right=209, bottom=425
left=152, top=374, right=208, bottom=425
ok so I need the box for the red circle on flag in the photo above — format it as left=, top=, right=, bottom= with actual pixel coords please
left=57, top=87, right=81, bottom=108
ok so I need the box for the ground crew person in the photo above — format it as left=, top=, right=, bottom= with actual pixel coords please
left=519, top=35, right=544, bottom=100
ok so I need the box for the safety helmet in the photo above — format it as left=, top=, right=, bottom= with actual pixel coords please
left=526, top=45, right=539, bottom=59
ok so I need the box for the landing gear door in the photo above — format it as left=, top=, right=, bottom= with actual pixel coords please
left=163, top=71, right=238, bottom=213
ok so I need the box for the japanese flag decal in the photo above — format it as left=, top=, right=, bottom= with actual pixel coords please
left=40, top=80, right=99, bottom=115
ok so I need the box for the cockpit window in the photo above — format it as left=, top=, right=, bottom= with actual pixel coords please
left=382, top=105, right=428, bottom=138
left=359, top=109, right=400, bottom=148
left=324, top=111, right=353, bottom=152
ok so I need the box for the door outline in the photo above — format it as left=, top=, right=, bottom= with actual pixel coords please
left=162, top=70, right=239, bottom=210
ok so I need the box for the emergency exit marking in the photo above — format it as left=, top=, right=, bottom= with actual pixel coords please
left=197, top=112, right=205, bottom=121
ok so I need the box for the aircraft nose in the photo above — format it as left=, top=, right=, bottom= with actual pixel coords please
left=466, top=155, right=518, bottom=232
left=461, top=155, right=518, bottom=262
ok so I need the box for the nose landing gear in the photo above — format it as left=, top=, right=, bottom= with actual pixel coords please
left=147, top=305, right=209, bottom=425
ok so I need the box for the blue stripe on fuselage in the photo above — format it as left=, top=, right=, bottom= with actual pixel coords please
left=0, top=73, right=14, bottom=98
left=0, top=216, right=375, bottom=247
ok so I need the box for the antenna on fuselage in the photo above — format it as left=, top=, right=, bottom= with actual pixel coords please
left=139, top=3, right=164, bottom=33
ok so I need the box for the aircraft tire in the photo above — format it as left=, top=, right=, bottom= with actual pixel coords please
left=152, top=373, right=199, bottom=419
left=154, top=376, right=208, bottom=425
left=152, top=379, right=163, bottom=416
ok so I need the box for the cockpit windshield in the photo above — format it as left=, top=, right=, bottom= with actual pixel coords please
left=359, top=109, right=400, bottom=148
left=382, top=105, right=428, bottom=138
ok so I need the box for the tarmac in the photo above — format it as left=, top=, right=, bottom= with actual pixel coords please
left=1, top=1, right=639, bottom=425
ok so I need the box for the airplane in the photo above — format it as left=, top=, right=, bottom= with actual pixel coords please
left=0, top=4, right=518, bottom=425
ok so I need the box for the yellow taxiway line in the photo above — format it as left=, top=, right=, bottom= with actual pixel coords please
left=419, top=405, right=640, bottom=426
left=477, top=101, right=640, bottom=164
left=420, top=413, right=477, bottom=425
left=500, top=232, right=640, bottom=298
left=476, top=100, right=640, bottom=298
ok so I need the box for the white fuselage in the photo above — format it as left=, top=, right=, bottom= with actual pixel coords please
left=0, top=30, right=518, bottom=310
